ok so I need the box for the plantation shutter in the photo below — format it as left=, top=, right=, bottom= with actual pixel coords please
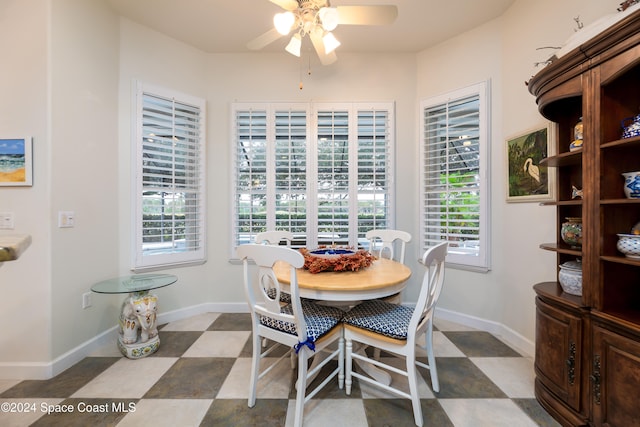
left=421, top=82, right=490, bottom=270
left=231, top=102, right=394, bottom=255
left=134, top=84, right=206, bottom=270
left=316, top=109, right=351, bottom=246
left=233, top=108, right=269, bottom=245
left=356, top=108, right=393, bottom=242
left=274, top=109, right=308, bottom=235
left=233, top=106, right=309, bottom=246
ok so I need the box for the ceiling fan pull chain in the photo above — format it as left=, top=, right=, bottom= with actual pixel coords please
left=299, top=50, right=312, bottom=90
left=299, top=54, right=304, bottom=90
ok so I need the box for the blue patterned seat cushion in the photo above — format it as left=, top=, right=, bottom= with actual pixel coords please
left=342, top=299, right=414, bottom=340
left=260, top=301, right=344, bottom=343
left=266, top=287, right=291, bottom=304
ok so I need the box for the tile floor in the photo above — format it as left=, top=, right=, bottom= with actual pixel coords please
left=0, top=312, right=560, bottom=427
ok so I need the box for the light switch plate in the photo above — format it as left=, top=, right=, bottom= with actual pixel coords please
left=58, top=211, right=75, bottom=228
left=0, top=212, right=14, bottom=229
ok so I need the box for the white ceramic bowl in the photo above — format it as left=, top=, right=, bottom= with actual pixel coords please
left=617, top=234, right=640, bottom=259
left=559, top=260, right=582, bottom=296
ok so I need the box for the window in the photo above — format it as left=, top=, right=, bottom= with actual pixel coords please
left=420, top=82, right=490, bottom=271
left=232, top=102, right=394, bottom=254
left=132, top=82, right=206, bottom=271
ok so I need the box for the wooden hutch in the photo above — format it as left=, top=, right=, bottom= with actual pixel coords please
left=528, top=8, right=640, bottom=427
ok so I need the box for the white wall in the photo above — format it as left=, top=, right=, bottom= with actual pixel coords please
left=0, top=0, right=625, bottom=378
left=0, top=0, right=51, bottom=374
left=416, top=18, right=511, bottom=333
left=43, top=0, right=120, bottom=371
left=415, top=0, right=620, bottom=346
left=116, top=19, right=212, bottom=315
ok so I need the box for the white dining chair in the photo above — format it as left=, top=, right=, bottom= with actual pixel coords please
left=254, top=231, right=295, bottom=304
left=365, top=229, right=411, bottom=264
left=342, top=241, right=448, bottom=427
left=365, top=229, right=413, bottom=360
left=236, top=244, right=345, bottom=427
left=254, top=230, right=294, bottom=247
left=366, top=229, right=411, bottom=307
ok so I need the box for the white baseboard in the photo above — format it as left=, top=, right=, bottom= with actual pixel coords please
left=434, top=307, right=535, bottom=358
left=0, top=303, right=250, bottom=380
left=0, top=303, right=531, bottom=380
left=156, top=302, right=249, bottom=325
left=0, top=326, right=119, bottom=380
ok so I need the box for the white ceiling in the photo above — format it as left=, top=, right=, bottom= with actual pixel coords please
left=106, top=0, right=516, bottom=54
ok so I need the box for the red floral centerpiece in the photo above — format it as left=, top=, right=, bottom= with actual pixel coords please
left=300, top=246, right=376, bottom=274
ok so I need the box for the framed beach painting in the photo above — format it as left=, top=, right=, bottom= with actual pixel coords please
left=0, top=137, right=32, bottom=186
left=506, top=124, right=555, bottom=203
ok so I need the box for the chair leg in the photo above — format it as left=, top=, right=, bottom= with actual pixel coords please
left=294, top=349, right=309, bottom=427
left=406, top=353, right=424, bottom=427
left=338, top=334, right=345, bottom=389
left=425, top=324, right=439, bottom=392
left=248, top=333, right=261, bottom=407
left=345, top=339, right=353, bottom=395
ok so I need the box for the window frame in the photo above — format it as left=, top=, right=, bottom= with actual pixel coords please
left=132, top=81, right=207, bottom=272
left=419, top=81, right=491, bottom=271
left=230, top=102, right=395, bottom=258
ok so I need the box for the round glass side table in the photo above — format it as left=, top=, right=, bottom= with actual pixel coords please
left=91, top=273, right=177, bottom=359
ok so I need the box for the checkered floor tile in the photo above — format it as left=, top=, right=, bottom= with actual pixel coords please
left=0, top=313, right=560, bottom=426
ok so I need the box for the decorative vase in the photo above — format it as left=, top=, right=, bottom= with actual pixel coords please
left=561, top=217, right=582, bottom=248
left=559, top=259, right=582, bottom=296
left=622, top=171, right=640, bottom=199
left=621, top=114, right=640, bottom=139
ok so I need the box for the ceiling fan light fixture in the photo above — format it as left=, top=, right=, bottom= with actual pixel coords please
left=322, top=32, right=341, bottom=54
left=249, top=3, right=398, bottom=66
left=285, top=33, right=302, bottom=57
left=274, top=11, right=295, bottom=35
left=318, top=7, right=339, bottom=31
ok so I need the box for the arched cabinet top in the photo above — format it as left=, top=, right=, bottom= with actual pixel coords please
left=528, top=8, right=640, bottom=119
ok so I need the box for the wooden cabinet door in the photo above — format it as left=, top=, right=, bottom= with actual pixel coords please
left=535, top=297, right=583, bottom=411
left=592, top=325, right=640, bottom=427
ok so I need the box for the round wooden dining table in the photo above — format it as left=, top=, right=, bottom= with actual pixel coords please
left=273, top=257, right=412, bottom=302
left=273, top=257, right=412, bottom=386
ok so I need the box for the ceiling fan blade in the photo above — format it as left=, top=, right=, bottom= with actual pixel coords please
left=336, top=5, right=398, bottom=25
left=269, top=0, right=298, bottom=11
left=310, top=30, right=337, bottom=65
left=247, top=28, right=283, bottom=50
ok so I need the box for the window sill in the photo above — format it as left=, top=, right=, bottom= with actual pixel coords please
left=132, top=259, right=206, bottom=273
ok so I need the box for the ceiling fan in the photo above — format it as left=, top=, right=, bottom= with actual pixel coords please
left=247, top=0, right=398, bottom=65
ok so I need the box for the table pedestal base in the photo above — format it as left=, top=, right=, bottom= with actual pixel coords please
left=117, top=290, right=159, bottom=359
left=91, top=274, right=177, bottom=359
left=117, top=334, right=160, bottom=359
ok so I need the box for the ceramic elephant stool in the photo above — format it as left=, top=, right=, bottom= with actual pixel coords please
left=119, top=292, right=158, bottom=344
